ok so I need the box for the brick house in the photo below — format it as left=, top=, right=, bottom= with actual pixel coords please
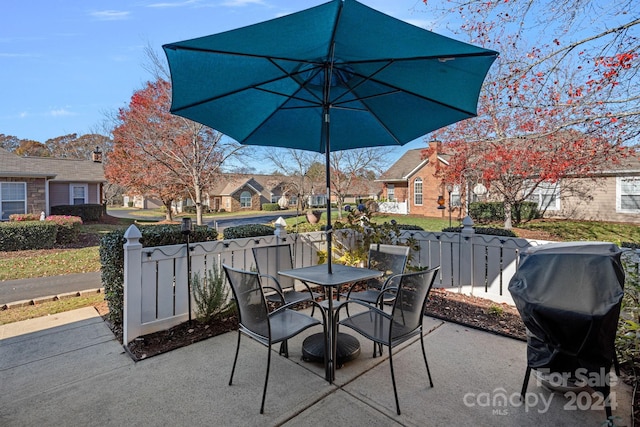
left=0, top=148, right=105, bottom=220
left=379, top=141, right=640, bottom=224
left=377, top=142, right=456, bottom=218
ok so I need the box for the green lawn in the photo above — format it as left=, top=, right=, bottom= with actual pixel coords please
left=0, top=247, right=101, bottom=281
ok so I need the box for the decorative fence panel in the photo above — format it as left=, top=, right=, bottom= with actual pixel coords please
left=122, top=223, right=553, bottom=344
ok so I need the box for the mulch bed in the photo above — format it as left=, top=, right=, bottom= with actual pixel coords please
left=118, top=288, right=526, bottom=361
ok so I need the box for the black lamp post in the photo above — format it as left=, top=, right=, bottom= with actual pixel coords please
left=446, top=184, right=453, bottom=228
left=181, top=217, right=193, bottom=324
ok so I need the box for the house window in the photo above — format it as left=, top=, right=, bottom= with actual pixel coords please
left=527, top=182, right=560, bottom=211
left=69, top=184, right=88, bottom=205
left=1, top=182, right=27, bottom=220
left=387, top=184, right=395, bottom=201
left=617, top=177, right=640, bottom=213
left=414, top=179, right=423, bottom=205
left=240, top=191, right=252, bottom=208
left=450, top=185, right=461, bottom=207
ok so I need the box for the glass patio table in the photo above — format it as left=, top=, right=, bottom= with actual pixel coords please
left=278, top=263, right=383, bottom=383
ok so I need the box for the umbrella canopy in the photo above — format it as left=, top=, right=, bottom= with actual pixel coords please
left=163, top=0, right=498, bottom=272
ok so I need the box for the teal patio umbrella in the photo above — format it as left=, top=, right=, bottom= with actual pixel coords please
left=163, top=0, right=498, bottom=273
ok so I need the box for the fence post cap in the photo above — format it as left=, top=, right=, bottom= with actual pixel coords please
left=461, top=216, right=475, bottom=235
left=124, top=224, right=142, bottom=240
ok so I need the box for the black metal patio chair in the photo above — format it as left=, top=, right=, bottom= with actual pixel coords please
left=342, top=243, right=410, bottom=310
left=223, top=264, right=327, bottom=414
left=336, top=267, right=440, bottom=415
left=252, top=244, right=323, bottom=316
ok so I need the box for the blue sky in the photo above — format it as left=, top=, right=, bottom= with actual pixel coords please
left=1, top=0, right=448, bottom=171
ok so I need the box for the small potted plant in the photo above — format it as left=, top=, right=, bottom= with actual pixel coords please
left=306, top=209, right=323, bottom=224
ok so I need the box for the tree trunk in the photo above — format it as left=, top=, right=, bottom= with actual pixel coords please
left=503, top=202, right=513, bottom=230
left=163, top=200, right=174, bottom=222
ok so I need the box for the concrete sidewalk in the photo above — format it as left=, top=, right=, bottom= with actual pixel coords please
left=0, top=308, right=633, bottom=426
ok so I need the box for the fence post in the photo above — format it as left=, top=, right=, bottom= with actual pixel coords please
left=458, top=216, right=475, bottom=290
left=123, top=224, right=143, bottom=345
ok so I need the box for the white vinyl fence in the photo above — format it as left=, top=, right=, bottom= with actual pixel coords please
left=121, top=220, right=552, bottom=344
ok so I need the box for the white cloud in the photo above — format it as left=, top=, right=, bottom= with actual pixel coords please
left=147, top=0, right=200, bottom=8
left=219, top=0, right=267, bottom=7
left=49, top=108, right=75, bottom=117
left=90, top=10, right=131, bottom=21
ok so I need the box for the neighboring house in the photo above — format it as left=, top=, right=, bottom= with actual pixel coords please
left=124, top=173, right=382, bottom=214
left=377, top=142, right=454, bottom=218
left=0, top=147, right=106, bottom=220
left=539, top=157, right=640, bottom=224
left=123, top=194, right=164, bottom=210
left=379, top=141, right=640, bottom=224
left=207, top=174, right=293, bottom=213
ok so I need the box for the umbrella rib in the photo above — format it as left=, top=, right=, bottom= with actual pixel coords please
left=170, top=64, right=323, bottom=113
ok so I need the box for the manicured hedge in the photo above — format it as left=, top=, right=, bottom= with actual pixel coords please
left=46, top=215, right=83, bottom=244
left=100, top=224, right=218, bottom=328
left=261, top=203, right=281, bottom=211
left=51, top=204, right=104, bottom=221
left=468, top=201, right=540, bottom=225
left=0, top=221, right=58, bottom=251
left=222, top=224, right=275, bottom=239
left=441, top=225, right=517, bottom=237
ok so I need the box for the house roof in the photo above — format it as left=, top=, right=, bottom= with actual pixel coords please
left=0, top=148, right=105, bottom=182
left=208, top=174, right=289, bottom=199
left=378, top=148, right=431, bottom=182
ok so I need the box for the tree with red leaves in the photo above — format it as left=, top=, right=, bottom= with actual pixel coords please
left=106, top=78, right=242, bottom=224
left=421, top=0, right=637, bottom=228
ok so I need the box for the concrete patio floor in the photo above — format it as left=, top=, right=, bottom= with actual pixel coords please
left=0, top=306, right=633, bottom=426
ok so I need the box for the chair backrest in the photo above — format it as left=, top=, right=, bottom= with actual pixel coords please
left=223, top=265, right=270, bottom=339
left=389, top=267, right=440, bottom=341
left=367, top=244, right=410, bottom=289
left=252, top=245, right=296, bottom=292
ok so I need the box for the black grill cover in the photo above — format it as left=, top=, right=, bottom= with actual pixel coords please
left=508, top=242, right=624, bottom=373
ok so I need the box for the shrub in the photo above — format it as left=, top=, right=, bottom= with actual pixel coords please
left=9, top=213, right=40, bottom=221
left=183, top=206, right=197, bottom=214
left=45, top=215, right=83, bottom=244
left=222, top=224, right=275, bottom=239
left=262, top=203, right=280, bottom=211
left=397, top=224, right=424, bottom=231
left=617, top=251, right=640, bottom=376
left=192, top=264, right=235, bottom=323
left=332, top=206, right=419, bottom=266
left=0, top=221, right=57, bottom=251
left=468, top=201, right=540, bottom=225
left=100, top=223, right=218, bottom=328
left=51, top=204, right=104, bottom=221
left=441, top=226, right=517, bottom=237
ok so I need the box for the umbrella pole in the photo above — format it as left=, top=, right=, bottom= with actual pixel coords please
left=323, top=107, right=332, bottom=275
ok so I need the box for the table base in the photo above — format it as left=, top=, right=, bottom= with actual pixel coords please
left=302, top=332, right=361, bottom=366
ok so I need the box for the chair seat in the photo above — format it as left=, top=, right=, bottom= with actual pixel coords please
left=340, top=310, right=418, bottom=345
left=269, top=308, right=321, bottom=343
left=265, top=290, right=321, bottom=305
left=342, top=289, right=395, bottom=304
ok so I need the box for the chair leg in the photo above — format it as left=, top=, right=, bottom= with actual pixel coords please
left=419, top=334, right=434, bottom=388
left=520, top=366, right=532, bottom=401
left=279, top=340, right=289, bottom=358
left=260, top=345, right=272, bottom=414
left=388, top=347, right=401, bottom=415
left=229, top=331, right=241, bottom=386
